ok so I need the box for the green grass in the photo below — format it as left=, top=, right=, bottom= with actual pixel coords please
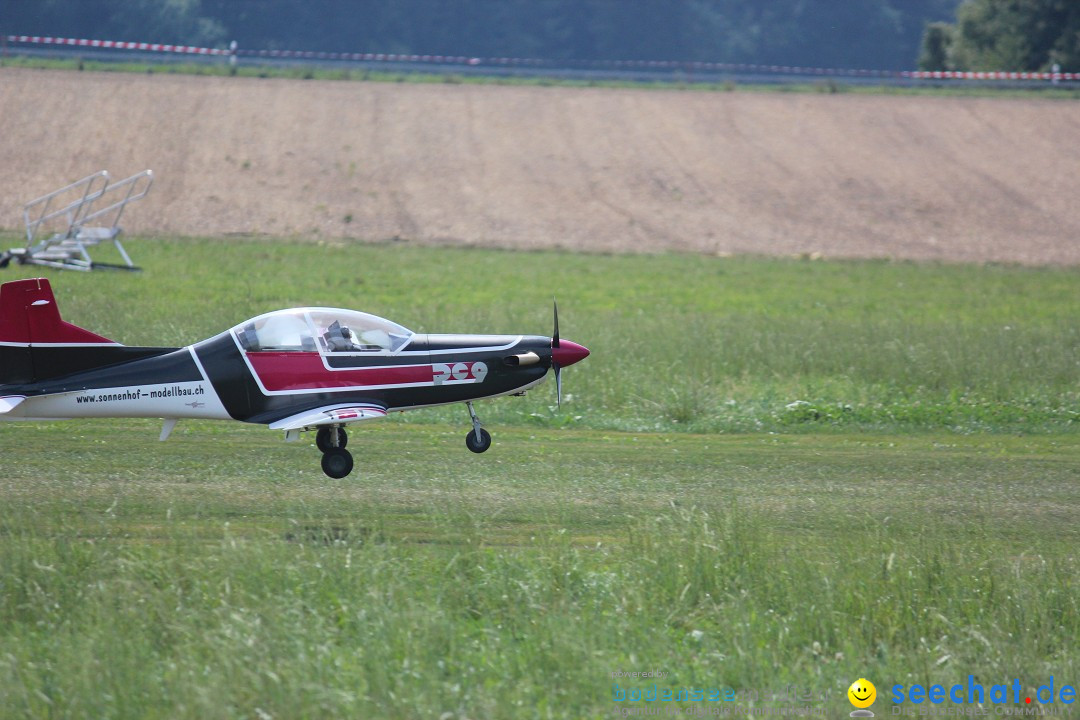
left=2, top=232, right=1079, bottom=435
left=1, top=423, right=1078, bottom=718
left=5, top=54, right=1080, bottom=99
left=2, top=236, right=1079, bottom=718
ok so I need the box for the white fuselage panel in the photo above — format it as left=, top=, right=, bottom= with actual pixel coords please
left=1, top=381, right=231, bottom=421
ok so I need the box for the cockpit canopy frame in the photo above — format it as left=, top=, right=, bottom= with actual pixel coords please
left=233, top=307, right=414, bottom=354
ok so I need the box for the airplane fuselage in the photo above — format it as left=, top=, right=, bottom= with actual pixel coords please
left=1, top=332, right=554, bottom=424
left=0, top=279, right=589, bottom=477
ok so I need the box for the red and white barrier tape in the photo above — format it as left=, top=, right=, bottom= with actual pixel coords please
left=4, top=35, right=231, bottom=56
left=240, top=48, right=483, bottom=65
left=4, top=34, right=1077, bottom=81
left=904, top=69, right=1078, bottom=81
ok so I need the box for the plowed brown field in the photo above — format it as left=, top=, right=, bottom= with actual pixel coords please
left=2, top=67, right=1079, bottom=264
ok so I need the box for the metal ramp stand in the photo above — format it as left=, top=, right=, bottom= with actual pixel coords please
left=0, top=169, right=154, bottom=272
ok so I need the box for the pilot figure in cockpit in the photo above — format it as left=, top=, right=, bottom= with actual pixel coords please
left=325, top=321, right=358, bottom=351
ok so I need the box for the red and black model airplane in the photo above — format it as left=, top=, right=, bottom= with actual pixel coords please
left=0, top=278, right=589, bottom=478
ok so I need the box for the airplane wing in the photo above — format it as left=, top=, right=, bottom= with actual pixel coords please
left=267, top=403, right=388, bottom=432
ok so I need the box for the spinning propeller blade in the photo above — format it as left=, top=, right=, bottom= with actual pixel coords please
left=552, top=299, right=561, bottom=407
left=555, top=362, right=564, bottom=408
left=552, top=298, right=560, bottom=349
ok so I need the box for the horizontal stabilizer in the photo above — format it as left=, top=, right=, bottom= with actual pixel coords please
left=268, top=403, right=387, bottom=431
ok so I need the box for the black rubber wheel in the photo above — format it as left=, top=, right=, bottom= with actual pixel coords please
left=0, top=253, right=10, bottom=269
left=465, top=428, right=492, bottom=454
left=320, top=448, right=354, bottom=478
left=316, top=426, right=348, bottom=452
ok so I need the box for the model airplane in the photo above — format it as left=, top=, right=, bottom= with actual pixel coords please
left=0, top=278, right=589, bottom=478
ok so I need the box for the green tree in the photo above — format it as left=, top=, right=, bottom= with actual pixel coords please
left=918, top=21, right=955, bottom=69
left=927, top=0, right=1080, bottom=71
left=108, top=0, right=226, bottom=46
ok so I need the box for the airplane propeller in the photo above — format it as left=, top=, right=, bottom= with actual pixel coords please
left=548, top=299, right=590, bottom=408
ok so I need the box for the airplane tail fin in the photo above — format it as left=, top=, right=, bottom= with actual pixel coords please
left=0, top=278, right=118, bottom=387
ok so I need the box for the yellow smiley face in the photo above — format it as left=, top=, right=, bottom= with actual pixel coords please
left=848, top=678, right=876, bottom=708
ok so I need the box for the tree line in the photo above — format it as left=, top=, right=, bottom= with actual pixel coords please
left=4, top=0, right=958, bottom=71
left=920, top=0, right=1080, bottom=71
left=5, top=1, right=1074, bottom=72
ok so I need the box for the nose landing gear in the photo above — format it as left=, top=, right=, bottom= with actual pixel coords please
left=465, top=402, right=492, bottom=454
left=316, top=425, right=354, bottom=478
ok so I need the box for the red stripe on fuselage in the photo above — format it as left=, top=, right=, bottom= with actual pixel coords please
left=247, top=352, right=431, bottom=392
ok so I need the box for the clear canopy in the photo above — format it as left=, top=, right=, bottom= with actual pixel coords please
left=234, top=308, right=413, bottom=353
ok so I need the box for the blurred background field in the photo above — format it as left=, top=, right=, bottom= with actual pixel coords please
left=4, top=67, right=1080, bottom=266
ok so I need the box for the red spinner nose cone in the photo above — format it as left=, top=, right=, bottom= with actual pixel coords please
left=551, top=339, right=590, bottom=367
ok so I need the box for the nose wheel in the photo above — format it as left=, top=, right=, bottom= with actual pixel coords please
left=316, top=426, right=354, bottom=478
left=466, top=428, right=492, bottom=453
left=465, top=402, right=492, bottom=453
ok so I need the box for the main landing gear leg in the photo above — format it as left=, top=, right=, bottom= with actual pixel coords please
left=316, top=425, right=354, bottom=478
left=465, top=402, right=492, bottom=454
left=316, top=426, right=348, bottom=452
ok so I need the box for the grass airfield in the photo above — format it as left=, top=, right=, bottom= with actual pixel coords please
left=1, top=235, right=1079, bottom=718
